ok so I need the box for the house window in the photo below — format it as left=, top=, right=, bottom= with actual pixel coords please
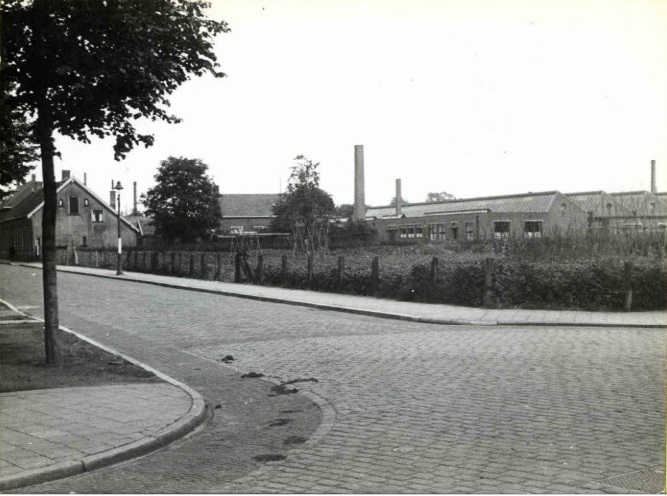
left=58, top=199, right=64, bottom=207
left=465, top=221, right=475, bottom=241
left=81, top=235, right=88, bottom=247
left=230, top=226, right=244, bottom=234
left=524, top=221, right=543, bottom=238
left=92, top=209, right=104, bottom=222
left=84, top=199, right=90, bottom=207
left=494, top=221, right=511, bottom=239
left=69, top=197, right=79, bottom=215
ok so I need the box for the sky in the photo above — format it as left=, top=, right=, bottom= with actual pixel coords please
left=40, top=0, right=667, bottom=211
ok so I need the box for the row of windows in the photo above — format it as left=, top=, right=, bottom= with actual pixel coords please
left=57, top=197, right=105, bottom=222
left=397, top=221, right=543, bottom=240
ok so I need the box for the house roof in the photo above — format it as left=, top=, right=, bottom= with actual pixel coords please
left=0, top=175, right=140, bottom=233
left=123, top=214, right=157, bottom=236
left=0, top=180, right=47, bottom=222
left=219, top=194, right=279, bottom=218
left=365, top=191, right=574, bottom=219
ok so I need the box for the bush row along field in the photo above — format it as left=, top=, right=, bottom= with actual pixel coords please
left=77, top=231, right=667, bottom=311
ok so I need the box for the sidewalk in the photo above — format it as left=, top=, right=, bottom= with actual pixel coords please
left=0, top=303, right=206, bottom=491
left=15, top=261, right=667, bottom=328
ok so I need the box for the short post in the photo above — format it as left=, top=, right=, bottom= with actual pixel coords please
left=257, top=254, right=264, bottom=285
left=142, top=250, right=147, bottom=272
left=337, top=255, right=345, bottom=289
left=281, top=254, right=288, bottom=284
left=189, top=253, right=195, bottom=278
left=483, top=257, right=494, bottom=308
left=624, top=261, right=633, bottom=312
left=430, top=257, right=439, bottom=283
left=201, top=253, right=207, bottom=279
left=216, top=252, right=224, bottom=281
left=307, top=252, right=313, bottom=288
left=371, top=256, right=379, bottom=295
left=234, top=253, right=242, bottom=282
left=171, top=252, right=176, bottom=275
left=133, top=249, right=138, bottom=271
left=94, top=250, right=99, bottom=268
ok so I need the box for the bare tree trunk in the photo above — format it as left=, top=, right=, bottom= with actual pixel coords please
left=38, top=110, right=63, bottom=367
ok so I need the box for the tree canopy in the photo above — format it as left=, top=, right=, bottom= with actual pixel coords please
left=389, top=196, right=409, bottom=207
left=143, top=157, right=222, bottom=242
left=2, top=0, right=228, bottom=364
left=426, top=191, right=456, bottom=202
left=271, top=155, right=336, bottom=250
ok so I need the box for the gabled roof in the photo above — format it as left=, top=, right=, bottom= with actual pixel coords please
left=219, top=194, right=279, bottom=218
left=123, top=214, right=157, bottom=236
left=0, top=180, right=46, bottom=222
left=565, top=191, right=632, bottom=217
left=366, top=191, right=578, bottom=219
left=610, top=191, right=667, bottom=216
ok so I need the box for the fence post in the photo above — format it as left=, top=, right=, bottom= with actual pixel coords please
left=483, top=257, right=494, bottom=308
left=624, top=261, right=633, bottom=311
left=201, top=253, right=207, bottom=279
left=307, top=252, right=313, bottom=288
left=281, top=254, right=288, bottom=285
left=216, top=252, right=224, bottom=281
left=430, top=257, right=439, bottom=283
left=189, top=253, right=195, bottom=278
left=371, top=256, right=379, bottom=295
left=234, top=253, right=241, bottom=282
left=95, top=250, right=99, bottom=268
left=257, top=254, right=264, bottom=285
left=338, top=256, right=345, bottom=289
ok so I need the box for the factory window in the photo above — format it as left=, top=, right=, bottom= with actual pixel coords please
left=524, top=221, right=543, bottom=238
left=465, top=221, right=475, bottom=241
left=494, top=221, right=511, bottom=239
left=92, top=210, right=104, bottom=222
left=414, top=226, right=423, bottom=238
left=69, top=197, right=79, bottom=215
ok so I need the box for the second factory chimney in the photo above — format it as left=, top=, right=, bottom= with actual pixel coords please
left=133, top=181, right=138, bottom=215
left=353, top=145, right=366, bottom=221
left=395, top=178, right=402, bottom=217
left=651, top=159, right=657, bottom=194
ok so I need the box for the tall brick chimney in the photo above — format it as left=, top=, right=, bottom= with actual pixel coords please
left=395, top=178, right=402, bottom=216
left=133, top=181, right=138, bottom=215
left=651, top=159, right=657, bottom=194
left=353, top=145, right=366, bottom=221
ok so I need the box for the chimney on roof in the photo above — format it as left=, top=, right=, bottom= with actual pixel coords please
left=353, top=145, right=366, bottom=221
left=651, top=159, right=657, bottom=194
left=61, top=170, right=70, bottom=181
left=84, top=172, right=87, bottom=186
left=31, top=174, right=36, bottom=182
left=133, top=181, right=138, bottom=215
left=110, top=190, right=116, bottom=211
left=395, top=178, right=402, bottom=217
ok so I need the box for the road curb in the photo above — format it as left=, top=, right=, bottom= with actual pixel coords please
left=0, top=297, right=208, bottom=491
left=10, top=262, right=664, bottom=329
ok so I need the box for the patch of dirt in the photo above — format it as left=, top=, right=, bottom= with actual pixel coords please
left=0, top=322, right=160, bottom=393
left=283, top=435, right=307, bottom=445
left=253, top=454, right=287, bottom=462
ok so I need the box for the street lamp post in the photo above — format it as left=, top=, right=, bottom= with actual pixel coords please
left=114, top=181, right=124, bottom=275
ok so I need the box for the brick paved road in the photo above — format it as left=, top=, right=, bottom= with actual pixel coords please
left=1, top=264, right=664, bottom=493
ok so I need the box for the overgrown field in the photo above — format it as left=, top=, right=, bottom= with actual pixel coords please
left=79, top=232, right=667, bottom=311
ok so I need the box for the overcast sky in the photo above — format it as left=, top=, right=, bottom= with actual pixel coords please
left=47, top=0, right=667, bottom=210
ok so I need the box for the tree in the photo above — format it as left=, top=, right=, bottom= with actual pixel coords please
left=143, top=157, right=221, bottom=243
left=389, top=196, right=409, bottom=207
left=336, top=203, right=355, bottom=219
left=0, top=94, right=38, bottom=200
left=426, top=191, right=456, bottom=202
left=271, top=155, right=336, bottom=251
left=2, top=0, right=228, bottom=365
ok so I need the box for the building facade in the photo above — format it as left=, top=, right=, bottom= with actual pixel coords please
left=218, top=194, right=279, bottom=234
left=0, top=172, right=139, bottom=259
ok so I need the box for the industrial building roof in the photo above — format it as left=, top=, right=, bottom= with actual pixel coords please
left=219, top=194, right=279, bottom=218
left=565, top=191, right=632, bottom=217
left=610, top=191, right=667, bottom=216
left=365, top=191, right=572, bottom=219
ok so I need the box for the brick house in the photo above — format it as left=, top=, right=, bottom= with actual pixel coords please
left=0, top=171, right=139, bottom=260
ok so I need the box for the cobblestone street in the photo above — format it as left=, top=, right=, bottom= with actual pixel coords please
left=1, top=264, right=664, bottom=493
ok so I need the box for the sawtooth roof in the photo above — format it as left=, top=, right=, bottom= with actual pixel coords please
left=565, top=191, right=632, bottom=217
left=611, top=191, right=667, bottom=216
